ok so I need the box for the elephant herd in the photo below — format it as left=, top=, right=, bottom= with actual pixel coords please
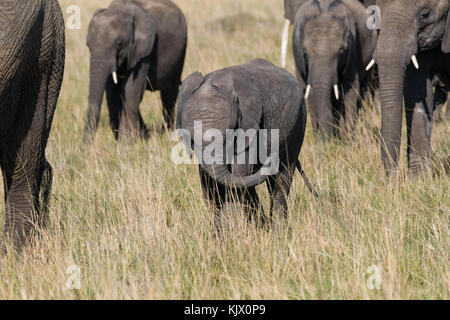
left=283, top=0, right=450, bottom=174
left=0, top=0, right=449, bottom=249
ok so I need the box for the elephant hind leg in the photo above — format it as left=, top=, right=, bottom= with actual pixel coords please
left=1, top=151, right=42, bottom=249
left=161, top=86, right=179, bottom=131
left=2, top=148, right=54, bottom=248
left=266, top=163, right=295, bottom=220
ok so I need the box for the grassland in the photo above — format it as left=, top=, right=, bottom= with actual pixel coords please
left=0, top=0, right=448, bottom=299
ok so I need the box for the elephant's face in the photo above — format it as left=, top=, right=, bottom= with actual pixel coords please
left=284, top=0, right=308, bottom=23
left=302, top=15, right=349, bottom=82
left=87, top=10, right=134, bottom=74
left=177, top=70, right=267, bottom=189
left=178, top=77, right=237, bottom=146
left=377, top=0, right=450, bottom=59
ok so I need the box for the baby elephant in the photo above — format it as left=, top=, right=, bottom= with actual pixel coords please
left=293, top=0, right=377, bottom=139
left=176, top=59, right=317, bottom=226
left=84, top=0, right=187, bottom=143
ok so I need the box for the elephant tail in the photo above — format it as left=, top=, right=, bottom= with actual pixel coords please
left=295, top=160, right=319, bottom=198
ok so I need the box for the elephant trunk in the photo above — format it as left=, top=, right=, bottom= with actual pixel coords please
left=198, top=143, right=270, bottom=189
left=376, top=18, right=417, bottom=173
left=310, top=78, right=334, bottom=139
left=201, top=162, right=269, bottom=189
left=377, top=60, right=406, bottom=173
left=83, top=57, right=112, bottom=143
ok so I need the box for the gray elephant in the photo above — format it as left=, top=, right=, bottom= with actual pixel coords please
left=176, top=59, right=316, bottom=226
left=281, top=0, right=375, bottom=67
left=83, top=0, right=187, bottom=143
left=373, top=0, right=450, bottom=174
left=292, top=0, right=377, bottom=138
left=0, top=0, right=65, bottom=248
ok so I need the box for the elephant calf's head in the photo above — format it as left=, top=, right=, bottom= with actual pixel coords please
left=176, top=69, right=269, bottom=189
left=84, top=1, right=157, bottom=141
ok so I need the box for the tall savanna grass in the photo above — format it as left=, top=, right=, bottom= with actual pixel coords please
left=0, top=0, right=448, bottom=299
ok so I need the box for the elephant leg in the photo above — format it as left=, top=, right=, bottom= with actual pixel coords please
left=230, top=163, right=264, bottom=224
left=2, top=163, right=39, bottom=248
left=404, top=70, right=434, bottom=175
left=240, top=187, right=265, bottom=226
left=106, top=79, right=123, bottom=140
left=119, top=65, right=149, bottom=143
left=199, top=166, right=226, bottom=231
left=266, top=163, right=295, bottom=220
left=160, top=86, right=179, bottom=131
left=1, top=109, right=47, bottom=248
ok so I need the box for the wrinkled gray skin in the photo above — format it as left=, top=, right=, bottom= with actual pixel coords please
left=0, top=0, right=65, bottom=248
left=284, top=0, right=374, bottom=24
left=84, top=0, right=187, bottom=143
left=432, top=76, right=450, bottom=122
left=177, top=59, right=309, bottom=224
left=375, top=0, right=450, bottom=174
left=292, top=0, right=377, bottom=138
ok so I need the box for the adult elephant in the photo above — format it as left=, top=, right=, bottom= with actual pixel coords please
left=373, top=0, right=450, bottom=174
left=0, top=0, right=65, bottom=248
left=281, top=0, right=375, bottom=67
left=176, top=59, right=316, bottom=226
left=83, top=0, right=187, bottom=143
left=292, top=0, right=377, bottom=138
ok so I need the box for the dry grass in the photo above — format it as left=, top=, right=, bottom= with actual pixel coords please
left=0, top=0, right=448, bottom=299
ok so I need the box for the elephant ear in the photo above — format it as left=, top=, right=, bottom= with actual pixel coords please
left=210, top=71, right=263, bottom=155
left=292, top=15, right=309, bottom=82
left=176, top=72, right=205, bottom=130
left=342, top=10, right=359, bottom=77
left=341, top=0, right=377, bottom=65
left=128, top=11, right=157, bottom=69
left=87, top=9, right=106, bottom=45
left=231, top=73, right=263, bottom=154
left=93, top=8, right=106, bottom=17
left=284, top=0, right=308, bottom=24
left=442, top=8, right=450, bottom=53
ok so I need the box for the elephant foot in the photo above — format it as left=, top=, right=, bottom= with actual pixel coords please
left=408, top=155, right=433, bottom=176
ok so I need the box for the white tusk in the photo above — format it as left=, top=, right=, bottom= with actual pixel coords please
left=334, top=84, right=339, bottom=100
left=281, top=20, right=291, bottom=68
left=305, top=84, right=311, bottom=100
left=411, top=55, right=419, bottom=69
left=112, top=71, right=118, bottom=85
left=366, top=58, right=376, bottom=71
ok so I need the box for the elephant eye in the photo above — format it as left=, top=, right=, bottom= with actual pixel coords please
left=418, top=7, right=433, bottom=23
left=115, top=40, right=122, bottom=49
